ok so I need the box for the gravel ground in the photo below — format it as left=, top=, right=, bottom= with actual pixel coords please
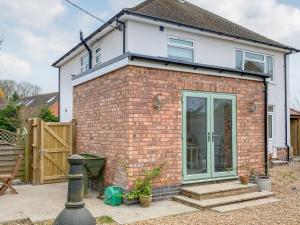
left=130, top=161, right=300, bottom=225
left=2, top=162, right=300, bottom=225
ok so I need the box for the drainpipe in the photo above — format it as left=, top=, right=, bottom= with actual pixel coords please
left=263, top=78, right=269, bottom=176
left=80, top=31, right=92, bottom=69
left=116, top=18, right=126, bottom=54
left=284, top=52, right=292, bottom=161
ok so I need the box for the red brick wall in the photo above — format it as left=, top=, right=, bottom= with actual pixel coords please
left=73, top=65, right=265, bottom=190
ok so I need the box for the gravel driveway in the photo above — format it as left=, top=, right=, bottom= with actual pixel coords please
left=130, top=161, right=300, bottom=225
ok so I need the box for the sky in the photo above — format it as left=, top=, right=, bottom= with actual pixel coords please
left=0, top=0, right=300, bottom=106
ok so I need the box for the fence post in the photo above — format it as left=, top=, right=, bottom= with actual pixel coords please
left=24, top=132, right=29, bottom=183
left=71, top=119, right=77, bottom=154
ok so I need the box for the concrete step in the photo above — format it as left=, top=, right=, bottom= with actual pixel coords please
left=211, top=197, right=280, bottom=213
left=181, top=182, right=257, bottom=200
left=173, top=191, right=274, bottom=208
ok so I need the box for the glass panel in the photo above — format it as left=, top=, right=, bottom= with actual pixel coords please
left=245, top=52, right=264, bottom=61
left=244, top=60, right=264, bottom=73
left=268, top=115, right=273, bottom=139
left=169, top=38, right=193, bottom=47
left=186, top=97, right=207, bottom=175
left=266, top=56, right=273, bottom=80
left=214, top=99, right=233, bottom=173
left=168, top=46, right=193, bottom=62
left=81, top=56, right=88, bottom=66
left=235, top=50, right=243, bottom=70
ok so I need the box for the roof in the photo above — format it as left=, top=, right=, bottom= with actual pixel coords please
left=52, top=0, right=299, bottom=67
left=126, top=0, right=298, bottom=52
left=291, top=108, right=300, bottom=117
left=17, top=92, right=58, bottom=108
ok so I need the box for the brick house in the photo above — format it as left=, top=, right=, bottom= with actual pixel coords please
left=53, top=0, right=299, bottom=199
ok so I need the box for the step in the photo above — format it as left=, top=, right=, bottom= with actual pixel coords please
left=181, top=182, right=257, bottom=200
left=173, top=191, right=274, bottom=208
left=211, top=197, right=280, bottom=213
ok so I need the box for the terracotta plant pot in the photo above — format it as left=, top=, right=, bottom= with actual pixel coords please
left=240, top=175, right=249, bottom=185
left=139, top=195, right=152, bottom=208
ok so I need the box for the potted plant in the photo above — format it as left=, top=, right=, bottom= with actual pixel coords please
left=256, top=174, right=272, bottom=191
left=255, top=161, right=272, bottom=191
left=238, top=163, right=251, bottom=185
left=124, top=163, right=166, bottom=207
left=137, top=163, right=166, bottom=207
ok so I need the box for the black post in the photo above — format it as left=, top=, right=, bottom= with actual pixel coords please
left=53, top=155, right=95, bottom=225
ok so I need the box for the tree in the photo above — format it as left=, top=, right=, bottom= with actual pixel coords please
left=0, top=103, right=22, bottom=132
left=38, top=107, right=59, bottom=122
left=0, top=80, right=42, bottom=100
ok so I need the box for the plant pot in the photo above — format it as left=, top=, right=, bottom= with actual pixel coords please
left=240, top=175, right=249, bottom=185
left=139, top=195, right=152, bottom=208
left=123, top=197, right=138, bottom=206
left=256, top=176, right=271, bottom=191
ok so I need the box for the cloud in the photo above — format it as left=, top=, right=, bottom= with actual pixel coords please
left=18, top=29, right=77, bottom=63
left=0, top=0, right=65, bottom=29
left=0, top=53, right=31, bottom=75
left=107, top=0, right=143, bottom=12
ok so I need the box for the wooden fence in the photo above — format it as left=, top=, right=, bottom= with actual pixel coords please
left=291, top=118, right=300, bottom=157
left=0, top=129, right=27, bottom=181
left=28, top=118, right=76, bottom=184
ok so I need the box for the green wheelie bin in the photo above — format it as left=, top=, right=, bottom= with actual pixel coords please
left=79, top=153, right=106, bottom=197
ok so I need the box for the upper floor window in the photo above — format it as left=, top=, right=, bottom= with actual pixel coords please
left=168, top=36, right=194, bottom=62
left=235, top=50, right=274, bottom=81
left=80, top=55, right=89, bottom=73
left=94, top=45, right=101, bottom=65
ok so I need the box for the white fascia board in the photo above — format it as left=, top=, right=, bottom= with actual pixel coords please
left=72, top=57, right=129, bottom=87
left=123, top=14, right=290, bottom=54
left=128, top=58, right=263, bottom=82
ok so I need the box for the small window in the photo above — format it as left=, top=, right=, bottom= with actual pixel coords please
left=266, top=56, right=274, bottom=81
left=80, top=55, right=89, bottom=73
left=47, top=96, right=56, bottom=103
left=268, top=105, right=275, bottom=140
left=94, top=46, right=101, bottom=65
left=26, top=99, right=34, bottom=106
left=235, top=50, right=274, bottom=79
left=168, top=36, right=194, bottom=62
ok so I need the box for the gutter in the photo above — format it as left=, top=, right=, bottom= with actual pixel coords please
left=263, top=78, right=269, bottom=176
left=284, top=51, right=292, bottom=161
left=80, top=31, right=92, bottom=69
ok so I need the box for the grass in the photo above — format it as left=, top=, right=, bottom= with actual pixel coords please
left=96, top=216, right=115, bottom=224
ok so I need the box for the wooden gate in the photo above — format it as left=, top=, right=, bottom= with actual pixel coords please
left=28, top=118, right=75, bottom=184
left=291, top=118, right=300, bottom=157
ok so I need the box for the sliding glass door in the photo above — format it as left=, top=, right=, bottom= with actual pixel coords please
left=182, top=92, right=237, bottom=181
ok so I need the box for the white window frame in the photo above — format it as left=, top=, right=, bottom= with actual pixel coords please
left=167, top=36, right=194, bottom=62
left=80, top=54, right=89, bottom=73
left=235, top=49, right=275, bottom=83
left=268, top=105, right=276, bottom=147
left=94, top=45, right=101, bottom=66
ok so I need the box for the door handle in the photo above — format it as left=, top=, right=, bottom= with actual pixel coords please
left=212, top=132, right=215, bottom=142
left=208, top=132, right=211, bottom=142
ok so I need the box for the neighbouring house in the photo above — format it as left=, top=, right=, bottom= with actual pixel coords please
left=52, top=0, right=299, bottom=199
left=16, top=92, right=59, bottom=118
left=290, top=108, right=300, bottom=158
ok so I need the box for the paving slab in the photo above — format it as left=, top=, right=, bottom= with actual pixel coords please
left=211, top=197, right=280, bottom=213
left=0, top=183, right=197, bottom=224
left=181, top=181, right=256, bottom=195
